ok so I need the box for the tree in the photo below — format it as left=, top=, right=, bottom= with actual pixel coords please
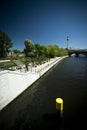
left=59, top=48, right=68, bottom=56
left=13, top=49, right=21, bottom=54
left=24, top=39, right=34, bottom=71
left=24, top=39, right=34, bottom=57
left=0, top=30, right=13, bottom=58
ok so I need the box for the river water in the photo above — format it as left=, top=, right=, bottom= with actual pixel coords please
left=0, top=56, right=87, bottom=130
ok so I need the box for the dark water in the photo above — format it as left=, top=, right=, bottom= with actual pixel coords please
left=0, top=57, right=87, bottom=130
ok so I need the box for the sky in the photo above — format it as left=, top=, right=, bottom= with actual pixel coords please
left=0, top=0, right=87, bottom=50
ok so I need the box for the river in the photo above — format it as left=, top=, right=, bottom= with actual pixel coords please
left=0, top=56, right=87, bottom=130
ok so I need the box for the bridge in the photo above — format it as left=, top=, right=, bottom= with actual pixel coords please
left=67, top=49, right=87, bottom=57
left=65, top=36, right=87, bottom=57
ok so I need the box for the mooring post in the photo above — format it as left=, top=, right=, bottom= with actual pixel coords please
left=56, top=98, right=63, bottom=118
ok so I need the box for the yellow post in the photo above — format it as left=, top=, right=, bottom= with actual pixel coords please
left=56, top=98, right=63, bottom=111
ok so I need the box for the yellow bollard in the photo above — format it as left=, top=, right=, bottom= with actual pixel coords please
left=56, top=98, right=63, bottom=111
left=56, top=98, right=63, bottom=118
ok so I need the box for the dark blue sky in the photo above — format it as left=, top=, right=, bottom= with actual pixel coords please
left=0, top=0, right=87, bottom=50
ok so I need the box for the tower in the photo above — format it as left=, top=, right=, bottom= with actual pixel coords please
left=67, top=36, right=69, bottom=49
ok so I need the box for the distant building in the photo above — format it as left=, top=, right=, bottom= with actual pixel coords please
left=7, top=51, right=24, bottom=57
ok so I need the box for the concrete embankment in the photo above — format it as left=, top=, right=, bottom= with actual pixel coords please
left=0, top=56, right=67, bottom=111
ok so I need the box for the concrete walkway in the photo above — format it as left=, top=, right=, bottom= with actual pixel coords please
left=0, top=56, right=67, bottom=111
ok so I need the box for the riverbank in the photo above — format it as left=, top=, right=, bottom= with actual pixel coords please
left=0, top=56, right=67, bottom=111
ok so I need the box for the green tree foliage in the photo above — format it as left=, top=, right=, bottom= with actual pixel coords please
left=46, top=45, right=60, bottom=58
left=13, top=49, right=21, bottom=53
left=0, top=30, right=13, bottom=58
left=24, top=41, right=68, bottom=59
left=24, top=39, right=34, bottom=57
left=34, top=43, right=47, bottom=58
left=34, top=43, right=41, bottom=58
left=59, top=48, right=68, bottom=56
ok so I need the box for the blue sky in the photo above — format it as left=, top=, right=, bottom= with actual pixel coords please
left=0, top=0, right=87, bottom=50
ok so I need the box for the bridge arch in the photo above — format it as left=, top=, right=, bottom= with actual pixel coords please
left=68, top=49, right=87, bottom=57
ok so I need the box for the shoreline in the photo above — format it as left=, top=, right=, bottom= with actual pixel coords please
left=0, top=56, right=67, bottom=111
